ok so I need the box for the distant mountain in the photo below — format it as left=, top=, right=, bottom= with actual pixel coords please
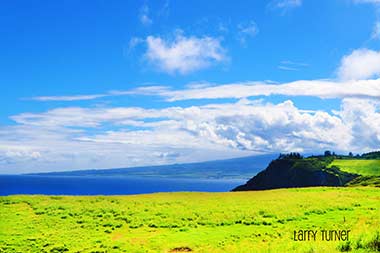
left=232, top=154, right=360, bottom=191
left=28, top=154, right=277, bottom=180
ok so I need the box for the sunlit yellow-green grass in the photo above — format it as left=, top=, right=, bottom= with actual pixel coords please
left=329, top=159, right=380, bottom=176
left=1, top=187, right=379, bottom=253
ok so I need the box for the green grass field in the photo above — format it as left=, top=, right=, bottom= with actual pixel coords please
left=1, top=187, right=379, bottom=253
left=329, top=160, right=380, bottom=176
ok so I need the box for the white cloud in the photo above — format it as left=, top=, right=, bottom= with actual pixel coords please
left=176, top=100, right=351, bottom=153
left=139, top=4, right=152, bottom=26
left=1, top=106, right=254, bottom=173
left=11, top=107, right=161, bottom=127
left=145, top=32, right=226, bottom=74
left=336, top=98, right=380, bottom=148
left=5, top=149, right=41, bottom=160
left=31, top=94, right=106, bottom=102
left=29, top=78, right=380, bottom=103
left=4, top=95, right=380, bottom=173
left=128, top=79, right=380, bottom=101
left=338, top=48, right=380, bottom=80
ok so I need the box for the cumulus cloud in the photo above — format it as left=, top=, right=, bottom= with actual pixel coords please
left=1, top=109, right=251, bottom=174
left=4, top=95, right=380, bottom=173
left=338, top=49, right=380, bottom=80
left=83, top=100, right=349, bottom=153
left=0, top=147, right=41, bottom=168
left=145, top=32, right=226, bottom=74
left=336, top=98, right=380, bottom=148
left=176, top=100, right=351, bottom=152
left=2, top=148, right=41, bottom=162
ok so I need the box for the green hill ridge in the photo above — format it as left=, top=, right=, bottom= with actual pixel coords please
left=233, top=152, right=380, bottom=191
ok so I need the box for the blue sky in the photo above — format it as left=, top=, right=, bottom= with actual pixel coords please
left=1, top=0, right=380, bottom=173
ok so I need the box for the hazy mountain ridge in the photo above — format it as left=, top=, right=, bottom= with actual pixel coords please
left=27, top=154, right=277, bottom=180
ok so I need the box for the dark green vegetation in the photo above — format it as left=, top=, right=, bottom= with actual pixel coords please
left=28, top=154, right=276, bottom=180
left=1, top=188, right=379, bottom=252
left=234, top=152, right=380, bottom=191
left=346, top=176, right=380, bottom=187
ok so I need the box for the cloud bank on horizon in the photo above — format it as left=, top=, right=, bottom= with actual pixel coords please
left=1, top=0, right=380, bottom=173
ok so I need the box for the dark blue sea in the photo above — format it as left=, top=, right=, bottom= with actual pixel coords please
left=0, top=175, right=245, bottom=196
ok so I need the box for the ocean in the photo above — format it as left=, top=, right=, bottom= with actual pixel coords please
left=0, top=175, right=245, bottom=196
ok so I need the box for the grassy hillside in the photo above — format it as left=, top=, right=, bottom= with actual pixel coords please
left=328, top=160, right=380, bottom=176
left=233, top=156, right=358, bottom=191
left=1, top=188, right=379, bottom=253
left=234, top=153, right=380, bottom=191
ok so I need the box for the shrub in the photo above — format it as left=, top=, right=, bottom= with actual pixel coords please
left=337, top=241, right=351, bottom=252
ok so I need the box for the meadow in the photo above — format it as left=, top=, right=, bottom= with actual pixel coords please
left=1, top=187, right=379, bottom=253
left=329, top=160, right=380, bottom=176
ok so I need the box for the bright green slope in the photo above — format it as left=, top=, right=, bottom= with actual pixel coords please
left=1, top=187, right=379, bottom=253
left=329, top=160, right=380, bottom=176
